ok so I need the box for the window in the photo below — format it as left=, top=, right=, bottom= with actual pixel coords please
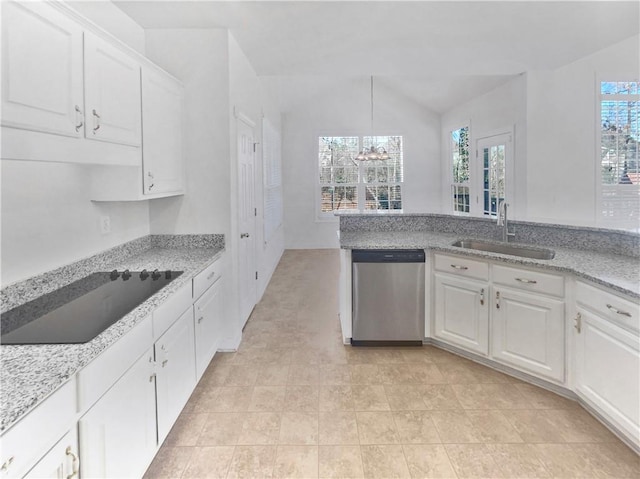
left=599, top=81, right=640, bottom=227
left=451, top=126, right=470, bottom=213
left=319, top=135, right=403, bottom=214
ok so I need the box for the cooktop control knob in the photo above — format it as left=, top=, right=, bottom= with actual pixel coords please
left=110, top=269, right=120, bottom=281
left=151, top=269, right=161, bottom=280
left=122, top=269, right=131, bottom=280
left=140, top=269, right=149, bottom=280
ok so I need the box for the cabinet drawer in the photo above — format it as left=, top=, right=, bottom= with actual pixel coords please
left=153, top=282, right=192, bottom=339
left=193, top=256, right=223, bottom=300
left=434, top=253, right=489, bottom=280
left=77, top=314, right=153, bottom=411
left=492, top=264, right=564, bottom=297
left=576, top=281, right=639, bottom=333
left=0, top=378, right=76, bottom=479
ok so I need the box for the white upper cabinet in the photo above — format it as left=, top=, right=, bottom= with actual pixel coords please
left=142, top=67, right=184, bottom=196
left=1, top=1, right=84, bottom=137
left=84, top=32, right=141, bottom=147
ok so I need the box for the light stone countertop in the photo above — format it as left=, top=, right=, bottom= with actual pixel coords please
left=0, top=243, right=223, bottom=432
left=340, top=230, right=640, bottom=299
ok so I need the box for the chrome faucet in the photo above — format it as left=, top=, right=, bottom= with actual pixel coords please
left=497, top=200, right=515, bottom=242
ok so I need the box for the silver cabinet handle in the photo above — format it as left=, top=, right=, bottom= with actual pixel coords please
left=197, top=316, right=204, bottom=324
left=1, top=456, right=15, bottom=472
left=515, top=277, right=537, bottom=284
left=74, top=105, right=83, bottom=132
left=480, top=288, right=485, bottom=306
left=495, top=291, right=501, bottom=309
left=92, top=109, right=101, bottom=133
left=147, top=171, right=154, bottom=191
left=241, top=233, right=250, bottom=239
left=206, top=271, right=216, bottom=281
left=149, top=372, right=156, bottom=383
left=65, top=447, right=79, bottom=479
left=606, top=304, right=632, bottom=317
left=450, top=264, right=468, bottom=270
left=162, top=359, right=168, bottom=368
left=574, top=312, right=582, bottom=333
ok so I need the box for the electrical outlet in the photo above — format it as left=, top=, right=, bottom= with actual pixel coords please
left=100, top=215, right=111, bottom=235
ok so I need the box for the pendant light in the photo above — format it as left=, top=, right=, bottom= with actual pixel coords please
left=355, top=76, right=390, bottom=161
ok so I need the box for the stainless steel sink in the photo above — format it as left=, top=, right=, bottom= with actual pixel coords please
left=451, top=239, right=556, bottom=260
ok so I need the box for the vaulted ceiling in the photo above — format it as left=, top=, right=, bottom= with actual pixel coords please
left=110, top=0, right=640, bottom=112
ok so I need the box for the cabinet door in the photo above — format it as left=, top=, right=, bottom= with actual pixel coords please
left=434, top=273, right=489, bottom=355
left=492, top=286, right=565, bottom=382
left=79, top=348, right=157, bottom=479
left=84, top=32, right=141, bottom=146
left=575, top=307, right=640, bottom=445
left=155, top=307, right=197, bottom=444
left=23, top=428, right=79, bottom=479
left=1, top=1, right=83, bottom=137
left=194, top=277, right=224, bottom=380
left=142, top=67, right=184, bottom=195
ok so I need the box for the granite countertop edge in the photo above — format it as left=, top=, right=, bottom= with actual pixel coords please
left=0, top=240, right=224, bottom=433
left=339, top=231, right=640, bottom=300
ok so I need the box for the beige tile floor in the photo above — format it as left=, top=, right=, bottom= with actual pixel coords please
left=145, top=249, right=640, bottom=479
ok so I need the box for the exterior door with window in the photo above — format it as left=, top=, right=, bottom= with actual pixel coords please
left=238, top=117, right=257, bottom=328
left=475, top=133, right=512, bottom=217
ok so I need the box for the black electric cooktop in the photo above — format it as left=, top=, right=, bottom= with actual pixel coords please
left=1, top=269, right=183, bottom=345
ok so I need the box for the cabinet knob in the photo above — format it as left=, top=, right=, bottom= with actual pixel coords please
left=480, top=288, right=485, bottom=306
left=495, top=291, right=501, bottom=309
left=197, top=316, right=204, bottom=324
left=149, top=372, right=156, bottom=383
left=65, top=447, right=79, bottom=479
left=241, top=233, right=250, bottom=239
left=147, top=171, right=155, bottom=191
left=162, top=359, right=169, bottom=368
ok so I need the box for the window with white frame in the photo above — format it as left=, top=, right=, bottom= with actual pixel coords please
left=318, top=135, right=403, bottom=214
left=599, top=81, right=640, bottom=227
left=450, top=126, right=470, bottom=213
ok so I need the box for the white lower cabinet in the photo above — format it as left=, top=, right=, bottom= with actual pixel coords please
left=155, top=307, right=197, bottom=444
left=23, top=428, right=79, bottom=479
left=574, top=281, right=640, bottom=448
left=434, top=273, right=489, bottom=355
left=492, top=285, right=565, bottom=382
left=79, top=348, right=157, bottom=479
left=194, top=275, right=224, bottom=380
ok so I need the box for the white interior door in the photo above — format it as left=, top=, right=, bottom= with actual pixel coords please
left=237, top=117, right=257, bottom=328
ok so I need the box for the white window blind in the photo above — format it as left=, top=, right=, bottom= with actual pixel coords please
left=263, top=118, right=282, bottom=242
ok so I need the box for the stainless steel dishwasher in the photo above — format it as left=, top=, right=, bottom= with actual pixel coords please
left=351, top=249, right=425, bottom=346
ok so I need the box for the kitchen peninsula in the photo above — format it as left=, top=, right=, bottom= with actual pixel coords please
left=338, top=213, right=640, bottom=453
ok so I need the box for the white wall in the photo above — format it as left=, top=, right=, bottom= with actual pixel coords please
left=440, top=74, right=528, bottom=219
left=280, top=76, right=441, bottom=249
left=1, top=161, right=150, bottom=285
left=526, top=34, right=640, bottom=226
